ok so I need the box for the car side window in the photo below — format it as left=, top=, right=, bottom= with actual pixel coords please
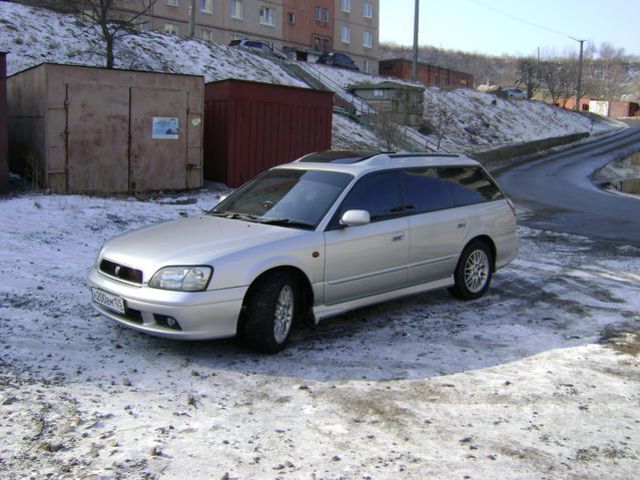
left=332, top=171, right=403, bottom=227
left=440, top=166, right=503, bottom=206
left=399, top=168, right=454, bottom=213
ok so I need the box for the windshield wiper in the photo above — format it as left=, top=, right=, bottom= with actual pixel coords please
left=257, top=218, right=315, bottom=230
left=207, top=211, right=260, bottom=222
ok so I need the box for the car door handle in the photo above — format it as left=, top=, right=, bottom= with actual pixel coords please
left=392, top=232, right=405, bottom=241
left=457, top=223, right=467, bottom=229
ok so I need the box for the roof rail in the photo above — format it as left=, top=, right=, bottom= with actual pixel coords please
left=388, top=153, right=460, bottom=159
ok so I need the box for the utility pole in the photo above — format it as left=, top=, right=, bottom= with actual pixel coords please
left=573, top=39, right=585, bottom=111
left=412, top=0, right=420, bottom=81
left=188, top=0, right=196, bottom=38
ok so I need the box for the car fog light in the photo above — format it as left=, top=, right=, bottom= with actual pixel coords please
left=166, top=317, right=178, bottom=328
left=154, top=314, right=182, bottom=331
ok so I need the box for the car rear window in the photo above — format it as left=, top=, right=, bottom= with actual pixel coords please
left=399, top=168, right=454, bottom=213
left=440, top=167, right=503, bottom=206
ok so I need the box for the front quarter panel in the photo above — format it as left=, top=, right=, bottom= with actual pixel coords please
left=208, top=230, right=325, bottom=295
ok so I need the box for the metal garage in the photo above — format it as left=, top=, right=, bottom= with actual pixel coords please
left=8, top=63, right=204, bottom=194
left=204, top=79, right=333, bottom=187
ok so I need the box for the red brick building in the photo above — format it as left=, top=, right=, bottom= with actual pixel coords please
left=378, top=58, right=474, bottom=89
left=557, top=97, right=591, bottom=111
left=283, top=0, right=334, bottom=57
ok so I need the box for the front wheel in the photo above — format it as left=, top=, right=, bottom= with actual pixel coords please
left=449, top=241, right=493, bottom=300
left=241, top=272, right=299, bottom=354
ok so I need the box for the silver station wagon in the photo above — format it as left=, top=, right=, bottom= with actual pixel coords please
left=88, top=151, right=518, bottom=353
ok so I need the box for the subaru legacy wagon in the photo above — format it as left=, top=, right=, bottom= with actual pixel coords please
left=88, top=151, right=518, bottom=353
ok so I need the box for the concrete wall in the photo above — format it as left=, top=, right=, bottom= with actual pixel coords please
left=472, top=132, right=590, bottom=169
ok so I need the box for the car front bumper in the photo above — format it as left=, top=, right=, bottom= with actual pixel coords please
left=87, top=268, right=246, bottom=340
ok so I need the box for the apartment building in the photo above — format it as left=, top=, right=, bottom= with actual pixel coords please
left=13, top=0, right=379, bottom=72
left=150, top=0, right=378, bottom=72
left=333, top=0, right=378, bottom=73
left=282, top=0, right=334, bottom=58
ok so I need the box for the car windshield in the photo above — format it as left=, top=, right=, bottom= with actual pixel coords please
left=209, top=169, right=353, bottom=229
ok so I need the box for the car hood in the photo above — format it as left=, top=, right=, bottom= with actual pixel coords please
left=99, top=215, right=304, bottom=280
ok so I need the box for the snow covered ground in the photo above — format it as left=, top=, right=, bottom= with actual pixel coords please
left=1, top=191, right=639, bottom=479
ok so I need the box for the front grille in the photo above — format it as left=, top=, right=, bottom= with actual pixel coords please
left=100, top=259, right=143, bottom=284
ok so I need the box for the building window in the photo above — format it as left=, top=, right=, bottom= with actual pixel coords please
left=164, top=23, right=178, bottom=35
left=230, top=0, right=243, bottom=19
left=363, top=30, right=372, bottom=48
left=287, top=12, right=295, bottom=24
left=202, top=29, right=214, bottom=42
left=200, top=0, right=213, bottom=14
left=259, top=6, right=276, bottom=26
left=315, top=6, right=329, bottom=22
left=340, top=0, right=350, bottom=13
left=340, top=25, right=350, bottom=44
left=364, top=60, right=374, bottom=74
left=363, top=2, right=373, bottom=18
left=166, top=0, right=179, bottom=6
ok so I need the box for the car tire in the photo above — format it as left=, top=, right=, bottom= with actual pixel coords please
left=449, top=241, right=493, bottom=300
left=241, top=272, right=299, bottom=354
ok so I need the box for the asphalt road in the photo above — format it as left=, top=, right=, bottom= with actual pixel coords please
left=498, top=122, right=640, bottom=246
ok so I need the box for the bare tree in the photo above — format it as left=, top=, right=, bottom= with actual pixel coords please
left=540, top=58, right=578, bottom=106
left=35, top=0, right=158, bottom=69
left=581, top=42, right=630, bottom=100
left=514, top=58, right=540, bottom=99
left=539, top=61, right=563, bottom=105
left=370, top=110, right=404, bottom=151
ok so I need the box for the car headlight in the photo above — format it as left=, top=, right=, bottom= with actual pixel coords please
left=149, top=266, right=213, bottom=292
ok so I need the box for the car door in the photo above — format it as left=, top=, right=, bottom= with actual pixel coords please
left=323, top=171, right=409, bottom=305
left=399, top=168, right=469, bottom=285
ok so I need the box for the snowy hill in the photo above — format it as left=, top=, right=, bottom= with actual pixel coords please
left=301, top=63, right=623, bottom=152
left=0, top=2, right=623, bottom=155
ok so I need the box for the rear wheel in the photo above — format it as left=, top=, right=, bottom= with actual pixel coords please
left=241, top=272, right=299, bottom=354
left=449, top=241, right=493, bottom=300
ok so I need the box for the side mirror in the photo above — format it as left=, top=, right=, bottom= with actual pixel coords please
left=340, top=209, right=370, bottom=227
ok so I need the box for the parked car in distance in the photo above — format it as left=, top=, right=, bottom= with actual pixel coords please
left=316, top=52, right=359, bottom=71
left=88, top=151, right=518, bottom=353
left=501, top=87, right=527, bottom=99
left=228, top=39, right=286, bottom=59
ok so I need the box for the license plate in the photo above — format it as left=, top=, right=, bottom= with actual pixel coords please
left=92, top=287, right=125, bottom=314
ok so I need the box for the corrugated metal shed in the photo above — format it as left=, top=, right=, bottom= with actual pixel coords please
left=0, top=52, right=8, bottom=193
left=204, top=79, right=333, bottom=187
left=8, top=63, right=204, bottom=194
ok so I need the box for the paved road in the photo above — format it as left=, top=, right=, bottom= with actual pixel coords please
left=498, top=124, right=640, bottom=246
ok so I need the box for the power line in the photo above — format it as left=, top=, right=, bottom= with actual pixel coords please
left=462, top=0, right=579, bottom=41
